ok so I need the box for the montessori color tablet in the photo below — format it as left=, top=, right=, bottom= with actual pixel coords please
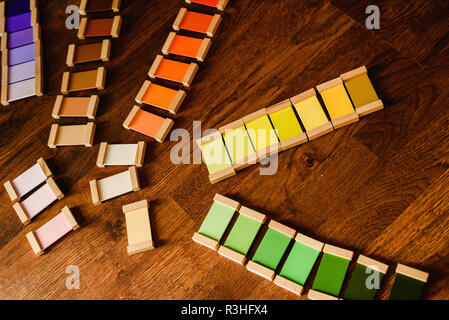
left=218, top=206, right=266, bottom=265
left=274, top=233, right=324, bottom=296
left=66, top=40, right=111, bottom=66
left=135, top=81, right=186, bottom=114
left=246, top=221, right=296, bottom=281
left=96, top=142, right=146, bottom=168
left=26, top=206, right=79, bottom=256
left=123, top=105, right=174, bottom=143
left=123, top=199, right=154, bottom=255
left=90, top=166, right=140, bottom=206
left=266, top=99, right=307, bottom=151
left=48, top=123, right=96, bottom=148
left=12, top=177, right=63, bottom=224
left=389, top=264, right=428, bottom=300
left=77, top=16, right=122, bottom=39
left=4, top=157, right=52, bottom=202
left=162, top=32, right=212, bottom=62
left=196, top=131, right=236, bottom=183
left=148, top=55, right=198, bottom=87
left=52, top=95, right=99, bottom=119
left=308, top=244, right=353, bottom=300
left=192, top=194, right=240, bottom=250
left=173, top=8, right=221, bottom=37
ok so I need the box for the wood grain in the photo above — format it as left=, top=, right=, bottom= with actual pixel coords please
left=0, top=0, right=448, bottom=299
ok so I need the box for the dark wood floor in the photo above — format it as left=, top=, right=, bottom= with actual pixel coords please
left=0, top=0, right=448, bottom=299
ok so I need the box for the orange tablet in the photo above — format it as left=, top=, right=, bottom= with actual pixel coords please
left=162, top=32, right=211, bottom=62
left=123, top=105, right=174, bottom=143
left=148, top=55, right=198, bottom=87
left=186, top=0, right=229, bottom=11
left=173, top=8, right=221, bottom=37
left=135, top=81, right=186, bottom=114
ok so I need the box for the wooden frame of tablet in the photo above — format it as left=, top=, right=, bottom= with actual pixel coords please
left=52, top=95, right=99, bottom=119
left=96, top=141, right=146, bottom=168
left=48, top=123, right=96, bottom=148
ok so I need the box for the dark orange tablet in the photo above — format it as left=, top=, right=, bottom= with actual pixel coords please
left=123, top=105, right=174, bottom=143
left=78, top=16, right=122, bottom=39
left=135, top=80, right=186, bottom=114
left=186, top=0, right=229, bottom=11
left=173, top=8, right=221, bottom=37
left=162, top=32, right=211, bottom=62
left=148, top=55, right=198, bottom=87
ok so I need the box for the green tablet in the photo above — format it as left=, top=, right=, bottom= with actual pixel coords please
left=246, top=220, right=296, bottom=281
left=309, top=244, right=353, bottom=299
left=274, top=233, right=324, bottom=295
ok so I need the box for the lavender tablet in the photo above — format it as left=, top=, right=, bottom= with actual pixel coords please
left=9, top=60, right=36, bottom=84
left=9, top=43, right=35, bottom=66
left=8, top=27, right=34, bottom=49
left=6, top=12, right=31, bottom=33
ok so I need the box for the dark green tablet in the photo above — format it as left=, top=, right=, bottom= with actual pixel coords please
left=389, top=264, right=428, bottom=300
left=343, top=255, right=389, bottom=300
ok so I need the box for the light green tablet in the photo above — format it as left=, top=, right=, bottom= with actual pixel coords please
left=218, top=206, right=266, bottom=264
left=192, top=194, right=240, bottom=251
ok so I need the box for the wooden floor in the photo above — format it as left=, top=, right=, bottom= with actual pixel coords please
left=0, top=0, right=448, bottom=300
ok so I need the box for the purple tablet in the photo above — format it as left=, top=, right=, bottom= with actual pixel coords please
left=9, top=60, right=36, bottom=84
left=6, top=12, right=32, bottom=33
left=8, top=28, right=34, bottom=49
left=8, top=43, right=35, bottom=66
left=6, top=0, right=31, bottom=18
